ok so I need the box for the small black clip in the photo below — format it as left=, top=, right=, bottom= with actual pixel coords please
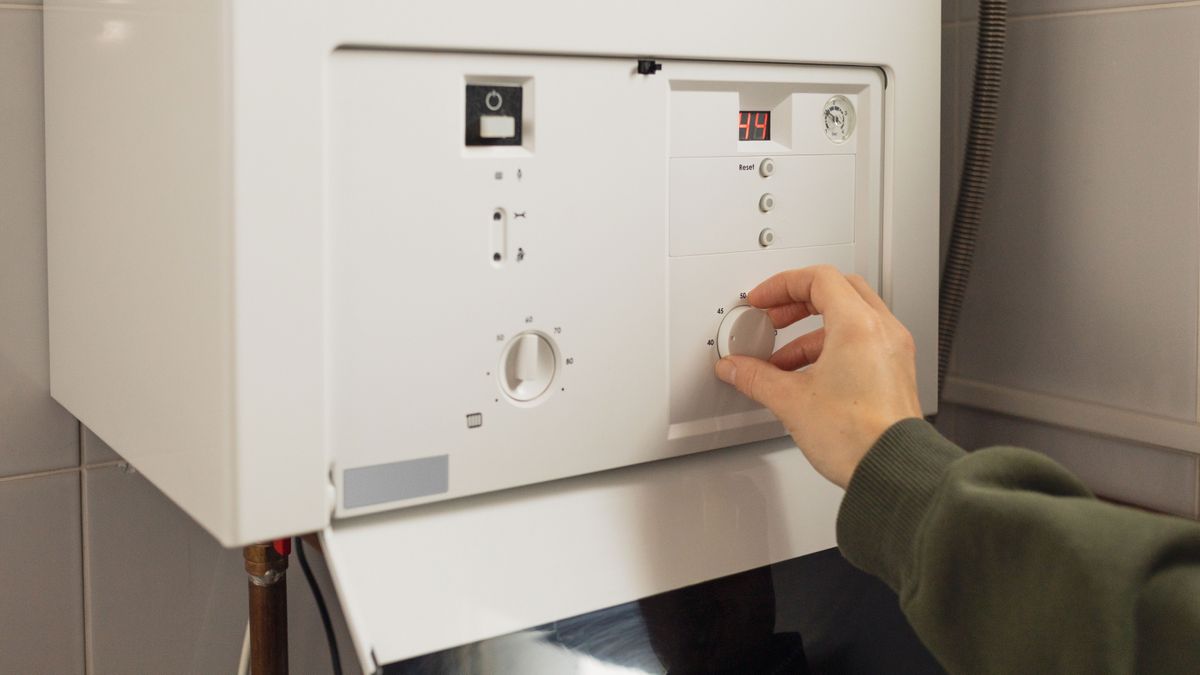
left=637, top=59, right=663, bottom=75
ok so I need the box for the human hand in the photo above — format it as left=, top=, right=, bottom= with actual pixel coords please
left=714, top=266, right=922, bottom=488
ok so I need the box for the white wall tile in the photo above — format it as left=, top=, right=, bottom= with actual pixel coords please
left=0, top=7, right=79, bottom=477
left=85, top=465, right=246, bottom=674
left=0, top=472, right=85, bottom=674
left=951, top=7, right=1200, bottom=421
left=943, top=403, right=1199, bottom=518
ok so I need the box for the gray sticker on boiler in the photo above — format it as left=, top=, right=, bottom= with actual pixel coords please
left=343, top=455, right=449, bottom=509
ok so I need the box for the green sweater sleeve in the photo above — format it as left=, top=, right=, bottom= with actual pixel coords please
left=836, top=418, right=1200, bottom=674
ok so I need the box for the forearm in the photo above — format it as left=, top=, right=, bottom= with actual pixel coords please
left=836, top=419, right=1200, bottom=674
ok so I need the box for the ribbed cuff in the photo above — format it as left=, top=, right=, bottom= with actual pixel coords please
left=836, top=418, right=966, bottom=591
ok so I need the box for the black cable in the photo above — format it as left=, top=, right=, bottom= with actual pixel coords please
left=939, top=0, right=1008, bottom=399
left=295, top=536, right=344, bottom=675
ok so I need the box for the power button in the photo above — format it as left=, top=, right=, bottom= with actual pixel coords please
left=466, top=84, right=523, bottom=146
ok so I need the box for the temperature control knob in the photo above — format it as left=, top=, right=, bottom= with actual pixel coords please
left=500, top=332, right=557, bottom=402
left=716, top=306, right=776, bottom=360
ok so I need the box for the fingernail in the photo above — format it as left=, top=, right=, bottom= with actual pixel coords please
left=716, top=359, right=737, bottom=384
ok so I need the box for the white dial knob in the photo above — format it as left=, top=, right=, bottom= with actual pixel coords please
left=716, top=306, right=776, bottom=360
left=500, top=332, right=557, bottom=401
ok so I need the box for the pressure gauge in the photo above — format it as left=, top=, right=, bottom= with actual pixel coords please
left=823, top=95, right=856, bottom=143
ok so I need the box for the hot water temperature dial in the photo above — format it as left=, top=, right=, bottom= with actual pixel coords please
left=499, top=332, right=558, bottom=402
left=716, top=306, right=776, bottom=360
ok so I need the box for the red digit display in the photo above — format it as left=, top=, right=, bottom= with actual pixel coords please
left=738, top=110, right=771, bottom=141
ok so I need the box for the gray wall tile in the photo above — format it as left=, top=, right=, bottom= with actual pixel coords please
left=943, top=403, right=1199, bottom=518
left=0, top=7, right=79, bottom=477
left=84, top=464, right=360, bottom=674
left=85, top=465, right=246, bottom=674
left=82, top=425, right=122, bottom=465
left=0, top=472, right=85, bottom=674
left=289, top=539, right=363, bottom=675
left=940, top=23, right=958, bottom=268
left=951, top=7, right=1200, bottom=421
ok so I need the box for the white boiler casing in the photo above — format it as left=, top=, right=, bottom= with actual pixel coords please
left=44, top=1, right=941, bottom=668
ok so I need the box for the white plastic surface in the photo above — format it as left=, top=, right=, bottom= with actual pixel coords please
left=323, top=435, right=843, bottom=671
left=717, top=306, right=776, bottom=359
left=326, top=54, right=885, bottom=519
left=669, top=155, right=857, bottom=256
left=501, top=333, right=556, bottom=402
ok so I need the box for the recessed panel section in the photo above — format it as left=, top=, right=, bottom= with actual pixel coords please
left=669, top=77, right=874, bottom=157
left=670, top=155, right=855, bottom=257
left=668, top=245, right=857, bottom=439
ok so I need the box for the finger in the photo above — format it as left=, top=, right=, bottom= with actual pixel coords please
left=769, top=327, right=826, bottom=371
left=765, top=302, right=815, bottom=329
left=844, top=274, right=889, bottom=313
left=715, top=355, right=798, bottom=411
left=747, top=266, right=869, bottom=329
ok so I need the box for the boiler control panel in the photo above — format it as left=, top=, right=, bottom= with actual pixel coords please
left=328, top=51, right=883, bottom=517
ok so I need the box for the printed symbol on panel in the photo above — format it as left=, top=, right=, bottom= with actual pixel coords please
left=516, top=248, right=525, bottom=262
left=494, top=171, right=504, bottom=180
left=525, top=316, right=534, bottom=323
left=514, top=211, right=527, bottom=219
left=466, top=412, right=483, bottom=429
left=484, top=90, right=504, bottom=112
left=517, top=168, right=523, bottom=181
left=566, top=357, right=575, bottom=365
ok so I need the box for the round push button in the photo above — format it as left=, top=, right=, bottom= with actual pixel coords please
left=760, top=158, right=775, bottom=177
left=759, top=193, right=776, bottom=212
left=759, top=228, right=775, bottom=247
left=716, top=306, right=776, bottom=360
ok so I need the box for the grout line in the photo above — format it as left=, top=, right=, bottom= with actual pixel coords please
left=0, top=460, right=125, bottom=485
left=84, top=460, right=125, bottom=470
left=0, top=464, right=81, bottom=484
left=80, top=450, right=94, bottom=675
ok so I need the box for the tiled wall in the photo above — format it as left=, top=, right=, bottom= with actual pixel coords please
left=0, top=4, right=358, bottom=673
left=5, top=0, right=1200, bottom=671
left=940, top=0, right=1200, bottom=517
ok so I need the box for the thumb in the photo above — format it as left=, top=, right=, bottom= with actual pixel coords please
left=715, top=355, right=795, bottom=410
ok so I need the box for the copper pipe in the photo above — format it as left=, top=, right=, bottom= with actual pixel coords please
left=244, top=543, right=289, bottom=675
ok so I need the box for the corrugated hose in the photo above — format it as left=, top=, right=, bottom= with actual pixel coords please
left=939, top=0, right=1008, bottom=399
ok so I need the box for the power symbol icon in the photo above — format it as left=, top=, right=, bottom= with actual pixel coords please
left=484, top=90, right=504, bottom=112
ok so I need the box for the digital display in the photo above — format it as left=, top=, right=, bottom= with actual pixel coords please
left=738, top=111, right=771, bottom=141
